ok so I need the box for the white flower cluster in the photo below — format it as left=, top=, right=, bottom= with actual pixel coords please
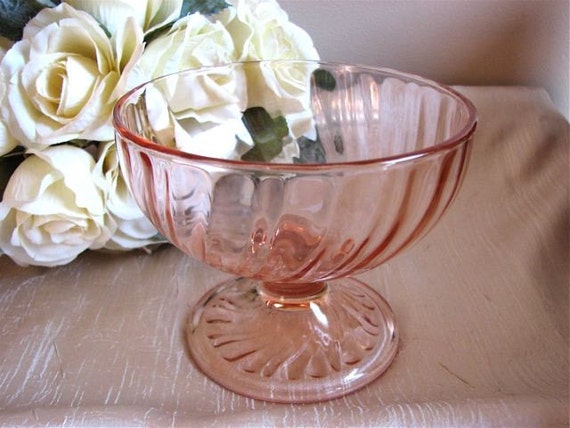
left=0, top=0, right=319, bottom=267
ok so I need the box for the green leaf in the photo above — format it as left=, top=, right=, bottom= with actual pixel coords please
left=144, top=22, right=174, bottom=44
left=0, top=0, right=55, bottom=41
left=333, top=132, right=344, bottom=154
left=179, top=0, right=230, bottom=18
left=97, top=21, right=112, bottom=38
left=240, top=107, right=289, bottom=163
left=313, top=68, right=337, bottom=92
left=293, top=134, right=326, bottom=164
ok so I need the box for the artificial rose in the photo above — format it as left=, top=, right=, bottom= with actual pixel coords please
left=219, top=0, right=319, bottom=62
left=133, top=13, right=249, bottom=157
left=174, top=117, right=253, bottom=159
left=0, top=38, right=17, bottom=156
left=134, top=12, right=237, bottom=85
left=64, top=0, right=183, bottom=37
left=0, top=145, right=112, bottom=267
left=217, top=0, right=318, bottom=138
left=140, top=73, right=248, bottom=158
left=92, top=141, right=160, bottom=251
left=0, top=3, right=144, bottom=150
left=0, top=120, right=16, bottom=156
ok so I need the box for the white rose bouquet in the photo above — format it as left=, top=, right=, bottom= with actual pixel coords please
left=0, top=0, right=319, bottom=267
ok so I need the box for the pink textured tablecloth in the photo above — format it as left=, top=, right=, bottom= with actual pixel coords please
left=1, top=86, right=568, bottom=427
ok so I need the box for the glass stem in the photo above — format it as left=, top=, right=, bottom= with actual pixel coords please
left=258, top=281, right=328, bottom=310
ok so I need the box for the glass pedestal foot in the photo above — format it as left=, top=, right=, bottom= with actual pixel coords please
left=186, top=277, right=399, bottom=403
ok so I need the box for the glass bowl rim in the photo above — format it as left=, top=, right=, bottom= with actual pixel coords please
left=113, top=60, right=477, bottom=171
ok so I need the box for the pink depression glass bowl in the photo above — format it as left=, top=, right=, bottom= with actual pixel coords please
left=113, top=61, right=477, bottom=403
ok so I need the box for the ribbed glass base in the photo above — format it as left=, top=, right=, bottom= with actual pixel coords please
left=186, top=277, right=399, bottom=403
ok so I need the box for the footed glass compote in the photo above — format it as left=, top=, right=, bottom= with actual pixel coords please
left=113, top=61, right=477, bottom=403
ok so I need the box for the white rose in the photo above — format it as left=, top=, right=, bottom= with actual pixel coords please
left=134, top=12, right=237, bottom=84
left=0, top=3, right=144, bottom=150
left=0, top=119, right=17, bottom=156
left=174, top=117, right=253, bottom=159
left=0, top=38, right=17, bottom=156
left=0, top=145, right=112, bottom=267
left=92, top=141, right=160, bottom=251
left=139, top=72, right=248, bottom=158
left=130, top=13, right=249, bottom=158
left=64, top=0, right=182, bottom=36
left=219, top=0, right=319, bottom=62
left=218, top=0, right=319, bottom=140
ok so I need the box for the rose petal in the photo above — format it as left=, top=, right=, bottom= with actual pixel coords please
left=2, top=155, right=59, bottom=204
left=59, top=56, right=98, bottom=117
left=65, top=0, right=145, bottom=37
left=32, top=146, right=104, bottom=215
left=145, top=0, right=183, bottom=34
